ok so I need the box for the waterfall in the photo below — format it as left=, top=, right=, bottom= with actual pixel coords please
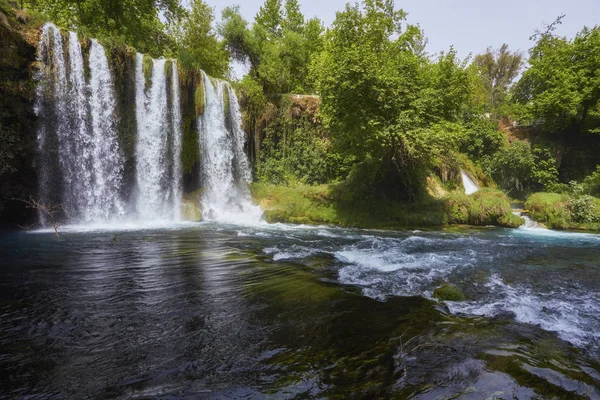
left=170, top=64, right=183, bottom=221
left=87, top=39, right=125, bottom=221
left=35, top=23, right=67, bottom=223
left=34, top=24, right=256, bottom=227
left=461, top=170, right=479, bottom=195
left=134, top=55, right=182, bottom=220
left=198, top=73, right=262, bottom=224
left=35, top=25, right=124, bottom=223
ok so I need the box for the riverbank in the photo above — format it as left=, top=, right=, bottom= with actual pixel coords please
left=251, top=182, right=523, bottom=230
left=525, top=192, right=600, bottom=232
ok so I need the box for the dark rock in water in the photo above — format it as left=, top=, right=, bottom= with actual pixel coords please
left=493, top=310, right=517, bottom=321
left=433, top=283, right=466, bottom=301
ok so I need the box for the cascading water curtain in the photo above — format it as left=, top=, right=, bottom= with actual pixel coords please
left=134, top=55, right=183, bottom=221
left=197, top=72, right=263, bottom=223
left=35, top=24, right=126, bottom=224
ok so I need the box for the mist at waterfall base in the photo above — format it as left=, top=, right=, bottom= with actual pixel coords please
left=35, top=24, right=259, bottom=229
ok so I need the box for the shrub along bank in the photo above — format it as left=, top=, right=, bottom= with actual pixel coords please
left=525, top=192, right=600, bottom=231
left=251, top=183, right=523, bottom=229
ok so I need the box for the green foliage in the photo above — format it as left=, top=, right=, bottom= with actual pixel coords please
left=313, top=1, right=479, bottom=201
left=513, top=23, right=600, bottom=134
left=459, top=118, right=506, bottom=161
left=253, top=183, right=520, bottom=229
left=473, top=44, right=523, bottom=113
left=220, top=0, right=324, bottom=93
left=194, top=80, right=205, bottom=116
left=256, top=97, right=353, bottom=185
left=583, top=166, right=600, bottom=196
left=256, top=0, right=283, bottom=37
left=444, top=189, right=522, bottom=227
left=526, top=192, right=600, bottom=230
left=24, top=0, right=183, bottom=57
left=483, top=140, right=558, bottom=194
left=142, top=54, right=153, bottom=87
left=169, top=0, right=229, bottom=78
left=569, top=195, right=599, bottom=224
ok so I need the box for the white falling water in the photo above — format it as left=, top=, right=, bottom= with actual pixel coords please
left=199, top=72, right=262, bottom=224
left=87, top=39, right=126, bottom=221
left=35, top=25, right=125, bottom=224
left=170, top=62, right=183, bottom=221
left=461, top=170, right=479, bottom=195
left=34, top=23, right=66, bottom=223
left=64, top=31, right=92, bottom=218
left=135, top=55, right=182, bottom=220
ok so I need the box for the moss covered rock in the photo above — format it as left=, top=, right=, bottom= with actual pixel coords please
left=433, top=284, right=466, bottom=302
left=181, top=198, right=202, bottom=221
left=142, top=53, right=153, bottom=87
left=194, top=80, right=205, bottom=116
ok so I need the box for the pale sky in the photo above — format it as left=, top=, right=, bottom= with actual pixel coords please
left=202, top=0, right=599, bottom=78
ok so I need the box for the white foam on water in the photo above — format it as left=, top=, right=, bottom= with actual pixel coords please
left=263, top=245, right=321, bottom=261
left=448, top=274, right=600, bottom=348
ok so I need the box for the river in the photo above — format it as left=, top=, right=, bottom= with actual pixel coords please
left=1, top=222, right=599, bottom=398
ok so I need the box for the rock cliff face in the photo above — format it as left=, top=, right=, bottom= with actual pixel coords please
left=0, top=5, right=41, bottom=226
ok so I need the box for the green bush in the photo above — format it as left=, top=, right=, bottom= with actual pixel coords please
left=483, top=140, right=558, bottom=194
left=583, top=166, right=600, bottom=197
left=525, top=192, right=600, bottom=230
left=569, top=195, right=600, bottom=224
left=443, top=189, right=521, bottom=227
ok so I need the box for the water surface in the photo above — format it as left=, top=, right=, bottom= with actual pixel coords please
left=1, top=223, right=599, bottom=398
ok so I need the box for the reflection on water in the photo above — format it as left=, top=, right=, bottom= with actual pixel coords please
left=1, top=223, right=599, bottom=398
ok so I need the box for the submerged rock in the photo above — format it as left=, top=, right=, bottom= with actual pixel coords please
left=181, top=197, right=202, bottom=221
left=433, top=283, right=466, bottom=302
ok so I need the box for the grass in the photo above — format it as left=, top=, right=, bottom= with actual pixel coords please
left=525, top=192, right=600, bottom=231
left=251, top=182, right=523, bottom=230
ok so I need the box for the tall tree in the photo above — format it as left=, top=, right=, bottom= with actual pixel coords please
left=255, top=0, right=282, bottom=37
left=513, top=23, right=600, bottom=134
left=283, top=0, right=304, bottom=33
left=171, top=0, right=229, bottom=78
left=474, top=44, right=522, bottom=112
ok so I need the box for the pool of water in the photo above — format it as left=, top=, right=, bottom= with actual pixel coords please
left=1, top=222, right=599, bottom=398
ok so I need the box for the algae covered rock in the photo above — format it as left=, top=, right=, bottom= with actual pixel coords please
left=433, top=283, right=466, bottom=302
left=181, top=190, right=203, bottom=221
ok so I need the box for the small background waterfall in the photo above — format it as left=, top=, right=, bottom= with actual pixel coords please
left=461, top=170, right=479, bottom=195
left=34, top=24, right=259, bottom=227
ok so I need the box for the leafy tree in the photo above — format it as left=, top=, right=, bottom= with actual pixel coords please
left=24, top=0, right=184, bottom=56
left=170, top=0, right=229, bottom=78
left=514, top=21, right=600, bottom=134
left=220, top=0, right=323, bottom=94
left=255, top=0, right=282, bottom=38
left=483, top=140, right=558, bottom=193
left=283, top=0, right=304, bottom=33
left=314, top=0, right=475, bottom=200
left=473, top=44, right=522, bottom=112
